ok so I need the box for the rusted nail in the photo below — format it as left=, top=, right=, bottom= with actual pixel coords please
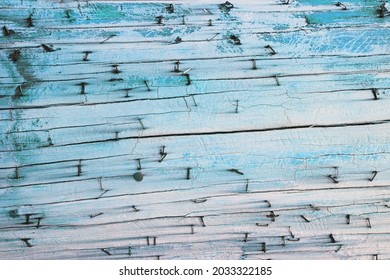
left=115, top=131, right=119, bottom=140
left=267, top=211, right=279, bottom=222
left=9, top=209, right=19, bottom=218
left=199, top=216, right=206, bottom=227
left=204, top=8, right=213, bottom=15
left=156, top=16, right=164, bottom=25
left=251, top=59, right=257, bottom=70
left=329, top=234, right=337, bottom=243
left=47, top=135, right=53, bottom=146
left=304, top=15, right=311, bottom=25
left=128, top=247, right=132, bottom=256
left=112, top=64, right=121, bottom=74
left=101, top=248, right=111, bottom=255
left=274, top=76, right=280, bottom=86
left=13, top=85, right=23, bottom=100
left=167, top=4, right=175, bottom=13
left=82, top=51, right=92, bottom=61
left=378, top=4, right=386, bottom=18
left=328, top=175, right=339, bottom=184
left=335, top=245, right=342, bottom=253
left=136, top=159, right=142, bottom=170
left=310, top=204, right=320, bottom=211
left=264, top=200, right=272, bottom=208
left=286, top=236, right=300, bottom=242
left=138, top=118, right=145, bottom=130
left=366, top=218, right=372, bottom=228
left=229, top=35, right=241, bottom=45
left=244, top=233, right=249, bottom=242
left=235, top=100, right=239, bottom=113
left=261, top=242, right=267, bottom=253
left=3, top=26, right=15, bottom=36
left=41, top=44, right=56, bottom=52
left=373, top=254, right=378, bottom=260
left=301, top=215, right=310, bottom=223
left=100, top=34, right=116, bottom=44
left=184, top=73, right=191, bottom=85
left=89, top=213, right=103, bottom=218
left=219, top=1, right=234, bottom=12
left=132, top=205, right=140, bottom=212
left=228, top=168, right=244, bottom=175
left=26, top=14, right=34, bottom=27
left=80, top=82, right=87, bottom=95
left=98, top=177, right=104, bottom=191
left=144, top=80, right=151, bottom=91
left=378, top=5, right=385, bottom=18
left=146, top=237, right=156, bottom=246
left=369, top=171, right=378, bottom=182
left=173, top=36, right=182, bottom=44
left=21, top=238, right=33, bottom=247
left=224, top=1, right=234, bottom=8
left=190, top=225, right=195, bottom=234
left=174, top=60, right=181, bottom=72
left=336, top=2, right=347, bottom=10
left=191, top=95, right=198, bottom=106
left=245, top=179, right=249, bottom=192
left=256, top=223, right=269, bottom=227
left=288, top=226, right=295, bottom=238
left=265, top=45, right=276, bottom=55
left=159, top=146, right=167, bottom=162
left=187, top=168, right=192, bottom=180
left=108, top=78, right=124, bottom=83
left=371, top=88, right=379, bottom=100
left=124, top=88, right=132, bottom=98
left=77, top=159, right=82, bottom=176
left=35, top=217, right=42, bottom=228
left=346, top=214, right=350, bottom=225
left=65, top=9, right=72, bottom=18
left=208, top=19, right=213, bottom=26
left=23, top=214, right=32, bottom=225
left=183, top=68, right=192, bottom=74
left=182, top=16, right=186, bottom=25
left=192, top=198, right=207, bottom=204
left=14, top=166, right=20, bottom=179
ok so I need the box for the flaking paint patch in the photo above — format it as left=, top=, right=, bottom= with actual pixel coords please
left=261, top=28, right=390, bottom=55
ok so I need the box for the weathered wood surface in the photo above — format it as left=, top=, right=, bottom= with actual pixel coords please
left=1, top=0, right=390, bottom=259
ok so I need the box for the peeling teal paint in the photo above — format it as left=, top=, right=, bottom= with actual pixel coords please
left=136, top=26, right=201, bottom=38
left=261, top=28, right=390, bottom=54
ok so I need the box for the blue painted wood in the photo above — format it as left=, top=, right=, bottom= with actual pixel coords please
left=1, top=0, right=390, bottom=260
